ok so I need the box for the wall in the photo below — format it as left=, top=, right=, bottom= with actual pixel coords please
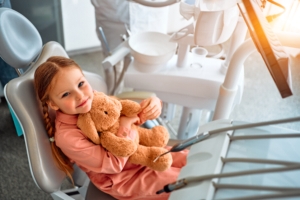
left=60, top=0, right=101, bottom=53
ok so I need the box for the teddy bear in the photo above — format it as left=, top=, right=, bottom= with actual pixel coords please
left=77, top=91, right=172, bottom=171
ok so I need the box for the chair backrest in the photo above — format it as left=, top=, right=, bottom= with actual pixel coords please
left=4, top=41, right=107, bottom=193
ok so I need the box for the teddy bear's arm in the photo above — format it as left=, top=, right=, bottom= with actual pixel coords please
left=119, top=100, right=141, bottom=117
left=77, top=113, right=101, bottom=145
left=101, top=131, right=138, bottom=157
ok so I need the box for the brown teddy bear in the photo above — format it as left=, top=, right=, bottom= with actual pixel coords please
left=77, top=91, right=172, bottom=171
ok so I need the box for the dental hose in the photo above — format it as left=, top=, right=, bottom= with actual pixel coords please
left=156, top=164, right=300, bottom=194
left=155, top=116, right=300, bottom=194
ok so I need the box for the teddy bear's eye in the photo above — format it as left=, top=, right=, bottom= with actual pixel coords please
left=104, top=111, right=108, bottom=115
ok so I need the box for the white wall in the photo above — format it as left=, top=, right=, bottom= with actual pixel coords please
left=60, top=0, right=101, bottom=52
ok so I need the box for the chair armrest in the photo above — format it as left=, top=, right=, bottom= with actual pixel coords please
left=50, top=190, right=77, bottom=200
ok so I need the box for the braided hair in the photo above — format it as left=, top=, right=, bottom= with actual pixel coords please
left=34, top=56, right=82, bottom=184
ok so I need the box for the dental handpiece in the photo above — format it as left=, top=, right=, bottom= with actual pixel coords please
left=153, top=132, right=210, bottom=162
left=156, top=179, right=187, bottom=194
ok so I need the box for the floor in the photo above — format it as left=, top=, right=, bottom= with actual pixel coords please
left=0, top=45, right=299, bottom=199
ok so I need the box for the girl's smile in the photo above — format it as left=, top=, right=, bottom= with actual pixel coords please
left=76, top=98, right=89, bottom=108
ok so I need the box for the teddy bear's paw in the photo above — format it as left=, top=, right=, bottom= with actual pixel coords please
left=128, top=145, right=172, bottom=171
left=140, top=125, right=169, bottom=147
left=148, top=147, right=172, bottom=171
left=102, top=137, right=138, bottom=157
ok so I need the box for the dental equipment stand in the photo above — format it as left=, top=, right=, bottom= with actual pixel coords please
left=123, top=17, right=247, bottom=139
left=124, top=54, right=242, bottom=139
left=102, top=1, right=246, bottom=140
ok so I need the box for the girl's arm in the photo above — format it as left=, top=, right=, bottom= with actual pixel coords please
left=60, top=117, right=139, bottom=174
left=56, top=129, right=131, bottom=174
left=117, top=116, right=140, bottom=139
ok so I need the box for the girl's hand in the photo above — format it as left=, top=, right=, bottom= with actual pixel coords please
left=138, top=96, right=162, bottom=125
left=117, top=116, right=139, bottom=140
left=119, top=115, right=140, bottom=128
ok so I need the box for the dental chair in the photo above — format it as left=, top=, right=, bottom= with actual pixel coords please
left=0, top=81, right=3, bottom=98
left=1, top=8, right=118, bottom=199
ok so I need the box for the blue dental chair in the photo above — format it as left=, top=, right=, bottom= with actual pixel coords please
left=1, top=8, right=117, bottom=200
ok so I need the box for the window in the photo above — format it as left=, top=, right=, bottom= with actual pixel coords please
left=264, top=0, right=300, bottom=33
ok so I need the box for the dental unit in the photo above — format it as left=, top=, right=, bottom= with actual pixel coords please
left=103, top=0, right=300, bottom=199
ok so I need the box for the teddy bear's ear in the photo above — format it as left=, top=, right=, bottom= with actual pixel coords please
left=77, top=113, right=101, bottom=144
left=106, top=95, right=122, bottom=111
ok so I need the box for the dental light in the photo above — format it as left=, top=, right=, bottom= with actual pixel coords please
left=238, top=0, right=292, bottom=98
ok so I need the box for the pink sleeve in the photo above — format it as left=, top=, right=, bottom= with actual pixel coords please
left=56, top=129, right=129, bottom=174
left=116, top=126, right=136, bottom=140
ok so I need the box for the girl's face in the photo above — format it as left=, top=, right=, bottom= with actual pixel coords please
left=47, top=66, right=94, bottom=115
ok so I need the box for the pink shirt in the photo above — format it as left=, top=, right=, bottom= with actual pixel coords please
left=55, top=110, right=188, bottom=200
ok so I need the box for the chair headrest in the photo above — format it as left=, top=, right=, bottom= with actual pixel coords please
left=0, top=8, right=42, bottom=69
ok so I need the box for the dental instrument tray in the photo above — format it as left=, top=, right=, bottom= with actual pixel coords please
left=165, top=116, right=300, bottom=200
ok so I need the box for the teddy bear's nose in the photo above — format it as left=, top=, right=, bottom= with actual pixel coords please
left=104, top=111, right=108, bottom=115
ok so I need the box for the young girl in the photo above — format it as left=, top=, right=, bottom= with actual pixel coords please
left=34, top=56, right=188, bottom=200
